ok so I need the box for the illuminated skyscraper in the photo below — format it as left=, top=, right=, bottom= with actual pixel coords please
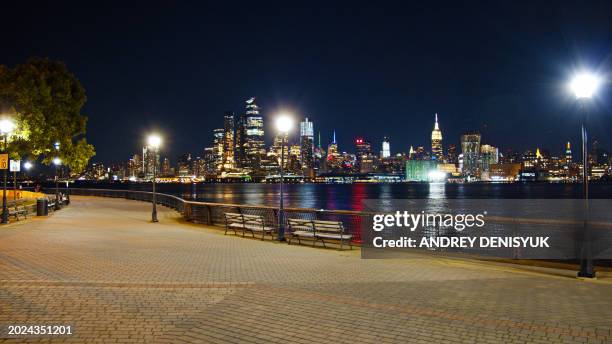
left=381, top=137, right=390, bottom=158
left=236, top=97, right=265, bottom=171
left=522, top=150, right=537, bottom=169
left=193, top=157, right=205, bottom=178
left=213, top=128, right=224, bottom=171
left=161, top=157, right=171, bottom=176
left=128, top=153, right=142, bottom=178
left=460, top=132, right=481, bottom=178
left=326, top=131, right=340, bottom=170
left=480, top=144, right=499, bottom=172
left=355, top=137, right=373, bottom=173
left=271, top=132, right=289, bottom=169
left=431, top=113, right=443, bottom=161
left=222, top=112, right=235, bottom=171
left=202, top=147, right=217, bottom=176
left=177, top=153, right=193, bottom=177
left=408, top=146, right=415, bottom=160
left=142, top=146, right=160, bottom=180
left=415, top=146, right=427, bottom=160
left=300, top=118, right=314, bottom=170
left=565, top=141, right=573, bottom=165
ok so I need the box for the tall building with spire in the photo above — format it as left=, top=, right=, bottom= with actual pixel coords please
left=565, top=141, right=573, bottom=165
left=327, top=131, right=338, bottom=158
left=235, top=97, right=265, bottom=171
left=326, top=131, right=340, bottom=171
left=408, top=146, right=415, bottom=160
left=431, top=113, right=443, bottom=161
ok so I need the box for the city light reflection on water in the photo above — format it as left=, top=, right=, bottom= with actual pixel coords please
left=94, top=182, right=612, bottom=211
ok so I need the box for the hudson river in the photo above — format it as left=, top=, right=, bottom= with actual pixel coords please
left=70, top=182, right=612, bottom=211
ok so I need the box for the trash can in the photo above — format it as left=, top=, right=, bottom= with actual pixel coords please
left=36, top=198, right=48, bottom=216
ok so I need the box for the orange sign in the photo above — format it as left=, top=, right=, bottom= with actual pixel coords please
left=0, top=154, right=7, bottom=170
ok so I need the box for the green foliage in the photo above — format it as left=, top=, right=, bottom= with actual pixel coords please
left=0, top=57, right=95, bottom=173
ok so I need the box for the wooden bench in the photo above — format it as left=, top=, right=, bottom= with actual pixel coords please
left=288, top=219, right=353, bottom=250
left=287, top=218, right=316, bottom=246
left=9, top=206, right=28, bottom=220
left=47, top=196, right=56, bottom=213
left=224, top=213, right=275, bottom=240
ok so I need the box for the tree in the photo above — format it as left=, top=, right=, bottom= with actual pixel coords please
left=0, top=58, right=95, bottom=173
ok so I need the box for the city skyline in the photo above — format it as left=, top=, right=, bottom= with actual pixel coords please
left=79, top=101, right=610, bottom=184
left=4, top=2, right=612, bottom=163
left=96, top=99, right=608, bottom=167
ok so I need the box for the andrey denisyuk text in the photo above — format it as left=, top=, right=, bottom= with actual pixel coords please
left=371, top=211, right=550, bottom=249
left=372, top=236, right=550, bottom=248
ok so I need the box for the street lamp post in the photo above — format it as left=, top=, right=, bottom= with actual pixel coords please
left=0, top=119, right=15, bottom=224
left=13, top=163, right=17, bottom=203
left=53, top=157, right=61, bottom=210
left=53, top=141, right=61, bottom=210
left=275, top=115, right=293, bottom=241
left=570, top=72, right=600, bottom=279
left=147, top=135, right=162, bottom=223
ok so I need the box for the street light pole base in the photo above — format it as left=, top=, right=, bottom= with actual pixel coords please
left=577, top=271, right=596, bottom=279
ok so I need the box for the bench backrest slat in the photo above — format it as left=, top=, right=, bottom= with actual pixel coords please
left=224, top=213, right=243, bottom=222
left=288, top=218, right=315, bottom=231
left=313, top=220, right=343, bottom=233
left=242, top=214, right=265, bottom=226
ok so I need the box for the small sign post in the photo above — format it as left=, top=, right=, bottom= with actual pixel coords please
left=9, top=160, right=20, bottom=172
left=10, top=160, right=19, bottom=201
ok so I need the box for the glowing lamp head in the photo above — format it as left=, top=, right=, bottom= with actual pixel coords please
left=24, top=161, right=33, bottom=170
left=147, top=134, right=162, bottom=149
left=275, top=115, right=293, bottom=133
left=54, top=141, right=60, bottom=151
left=570, top=72, right=600, bottom=99
left=0, top=118, right=15, bottom=135
left=53, top=157, right=61, bottom=166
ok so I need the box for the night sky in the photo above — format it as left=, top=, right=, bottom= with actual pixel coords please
left=4, top=1, right=612, bottom=163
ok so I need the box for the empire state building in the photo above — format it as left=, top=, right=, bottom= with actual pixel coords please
left=431, top=113, right=443, bottom=161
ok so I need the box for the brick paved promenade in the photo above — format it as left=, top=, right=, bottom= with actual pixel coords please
left=1, top=196, right=611, bottom=343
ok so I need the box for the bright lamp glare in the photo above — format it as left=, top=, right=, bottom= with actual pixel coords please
left=570, top=73, right=600, bottom=99
left=275, top=115, right=293, bottom=133
left=147, top=135, right=162, bottom=149
left=24, top=161, right=33, bottom=170
left=0, top=118, right=15, bottom=134
left=428, top=170, right=446, bottom=183
left=53, top=157, right=61, bottom=166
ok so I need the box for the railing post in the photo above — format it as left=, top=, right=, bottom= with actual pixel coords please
left=206, top=205, right=213, bottom=226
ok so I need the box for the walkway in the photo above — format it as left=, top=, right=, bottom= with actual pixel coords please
left=0, top=196, right=611, bottom=343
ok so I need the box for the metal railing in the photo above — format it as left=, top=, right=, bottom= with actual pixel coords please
left=26, top=187, right=612, bottom=261
left=60, top=188, right=366, bottom=243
